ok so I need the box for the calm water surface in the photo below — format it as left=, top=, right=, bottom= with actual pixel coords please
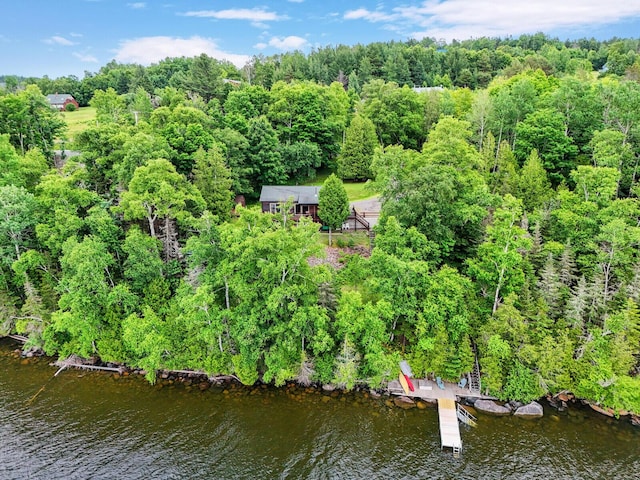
left=0, top=340, right=638, bottom=479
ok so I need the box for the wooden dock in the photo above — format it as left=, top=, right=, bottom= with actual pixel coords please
left=388, top=377, right=490, bottom=456
left=437, top=396, right=462, bottom=456
left=387, top=377, right=486, bottom=400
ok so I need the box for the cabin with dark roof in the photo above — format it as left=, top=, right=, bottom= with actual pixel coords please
left=259, top=185, right=320, bottom=223
left=47, top=94, right=79, bottom=111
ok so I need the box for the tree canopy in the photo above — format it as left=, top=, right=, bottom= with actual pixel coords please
left=2, top=33, right=640, bottom=414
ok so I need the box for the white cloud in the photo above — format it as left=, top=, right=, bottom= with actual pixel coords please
left=127, top=2, right=146, bottom=9
left=69, top=32, right=83, bottom=38
left=254, top=42, right=268, bottom=50
left=267, top=36, right=308, bottom=50
left=344, top=8, right=397, bottom=23
left=73, top=52, right=98, bottom=63
left=288, top=0, right=304, bottom=3
left=44, top=36, right=77, bottom=46
left=114, top=36, right=250, bottom=67
left=251, top=22, right=270, bottom=30
left=344, top=1, right=640, bottom=40
left=182, top=8, right=284, bottom=22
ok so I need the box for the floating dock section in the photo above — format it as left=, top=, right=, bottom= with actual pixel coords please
left=437, top=397, right=462, bottom=456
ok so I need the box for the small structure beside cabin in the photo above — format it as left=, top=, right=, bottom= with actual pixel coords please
left=260, top=185, right=320, bottom=223
left=47, top=94, right=79, bottom=111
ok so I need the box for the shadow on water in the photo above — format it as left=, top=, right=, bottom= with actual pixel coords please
left=0, top=340, right=638, bottom=480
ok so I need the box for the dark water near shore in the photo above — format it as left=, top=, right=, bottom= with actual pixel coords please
left=1, top=341, right=638, bottom=480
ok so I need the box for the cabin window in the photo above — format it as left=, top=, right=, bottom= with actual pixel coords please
left=295, top=204, right=310, bottom=215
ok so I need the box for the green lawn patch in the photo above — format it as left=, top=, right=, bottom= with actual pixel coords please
left=299, top=167, right=377, bottom=202
left=60, top=107, right=96, bottom=142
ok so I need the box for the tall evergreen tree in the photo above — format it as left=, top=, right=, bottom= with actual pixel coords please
left=318, top=174, right=350, bottom=246
left=516, top=149, right=553, bottom=212
left=337, top=114, right=378, bottom=180
left=247, top=116, right=285, bottom=193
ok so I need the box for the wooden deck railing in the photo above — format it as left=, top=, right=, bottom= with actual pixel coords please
left=350, top=208, right=370, bottom=230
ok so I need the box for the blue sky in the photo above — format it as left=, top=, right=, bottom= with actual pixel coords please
left=2, top=1, right=640, bottom=78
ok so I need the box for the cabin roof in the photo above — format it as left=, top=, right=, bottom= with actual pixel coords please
left=46, top=94, right=75, bottom=104
left=259, top=185, right=320, bottom=205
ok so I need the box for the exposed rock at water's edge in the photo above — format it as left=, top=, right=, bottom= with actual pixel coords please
left=474, top=399, right=511, bottom=416
left=514, top=401, right=544, bottom=418
left=393, top=396, right=416, bottom=409
left=508, top=400, right=523, bottom=411
left=461, top=396, right=477, bottom=406
left=588, top=403, right=615, bottom=418
left=416, top=398, right=437, bottom=409
left=556, top=391, right=574, bottom=403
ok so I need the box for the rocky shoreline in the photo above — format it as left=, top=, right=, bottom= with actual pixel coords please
left=7, top=339, right=639, bottom=428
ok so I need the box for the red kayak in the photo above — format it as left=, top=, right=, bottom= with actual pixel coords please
left=404, top=374, right=415, bottom=392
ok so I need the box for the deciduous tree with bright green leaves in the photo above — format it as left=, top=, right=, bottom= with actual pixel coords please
left=467, top=194, right=532, bottom=314
left=43, top=236, right=115, bottom=358
left=0, top=85, right=65, bottom=158
left=90, top=87, right=128, bottom=125
left=116, top=158, right=205, bottom=260
left=35, top=162, right=101, bottom=257
left=515, top=108, right=578, bottom=185
left=192, top=145, right=234, bottom=222
left=361, top=79, right=426, bottom=150
left=0, top=185, right=38, bottom=266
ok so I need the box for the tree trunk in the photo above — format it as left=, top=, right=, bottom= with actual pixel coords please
left=223, top=277, right=232, bottom=348
left=492, top=267, right=505, bottom=315
left=603, top=247, right=615, bottom=304
left=164, top=216, right=172, bottom=261
left=146, top=212, right=156, bottom=238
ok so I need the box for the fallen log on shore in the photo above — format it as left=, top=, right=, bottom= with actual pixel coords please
left=161, top=369, right=241, bottom=383
left=7, top=334, right=28, bottom=343
left=53, top=359, right=125, bottom=374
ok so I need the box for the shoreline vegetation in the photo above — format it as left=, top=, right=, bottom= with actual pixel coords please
left=5, top=340, right=638, bottom=428
left=1, top=33, right=640, bottom=419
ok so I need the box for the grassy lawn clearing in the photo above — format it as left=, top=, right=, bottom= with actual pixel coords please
left=300, top=168, right=377, bottom=202
left=60, top=107, right=96, bottom=142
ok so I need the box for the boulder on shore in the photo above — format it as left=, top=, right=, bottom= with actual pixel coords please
left=589, top=403, right=615, bottom=417
left=514, top=401, right=544, bottom=418
left=393, top=396, right=416, bottom=409
left=556, top=391, right=573, bottom=402
left=474, top=400, right=511, bottom=416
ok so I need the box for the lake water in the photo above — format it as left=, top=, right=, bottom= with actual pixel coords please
left=1, top=339, right=638, bottom=479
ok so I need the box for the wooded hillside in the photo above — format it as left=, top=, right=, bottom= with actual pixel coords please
left=1, top=33, right=639, bottom=414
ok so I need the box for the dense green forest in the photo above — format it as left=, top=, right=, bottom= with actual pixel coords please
left=1, top=33, right=639, bottom=414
